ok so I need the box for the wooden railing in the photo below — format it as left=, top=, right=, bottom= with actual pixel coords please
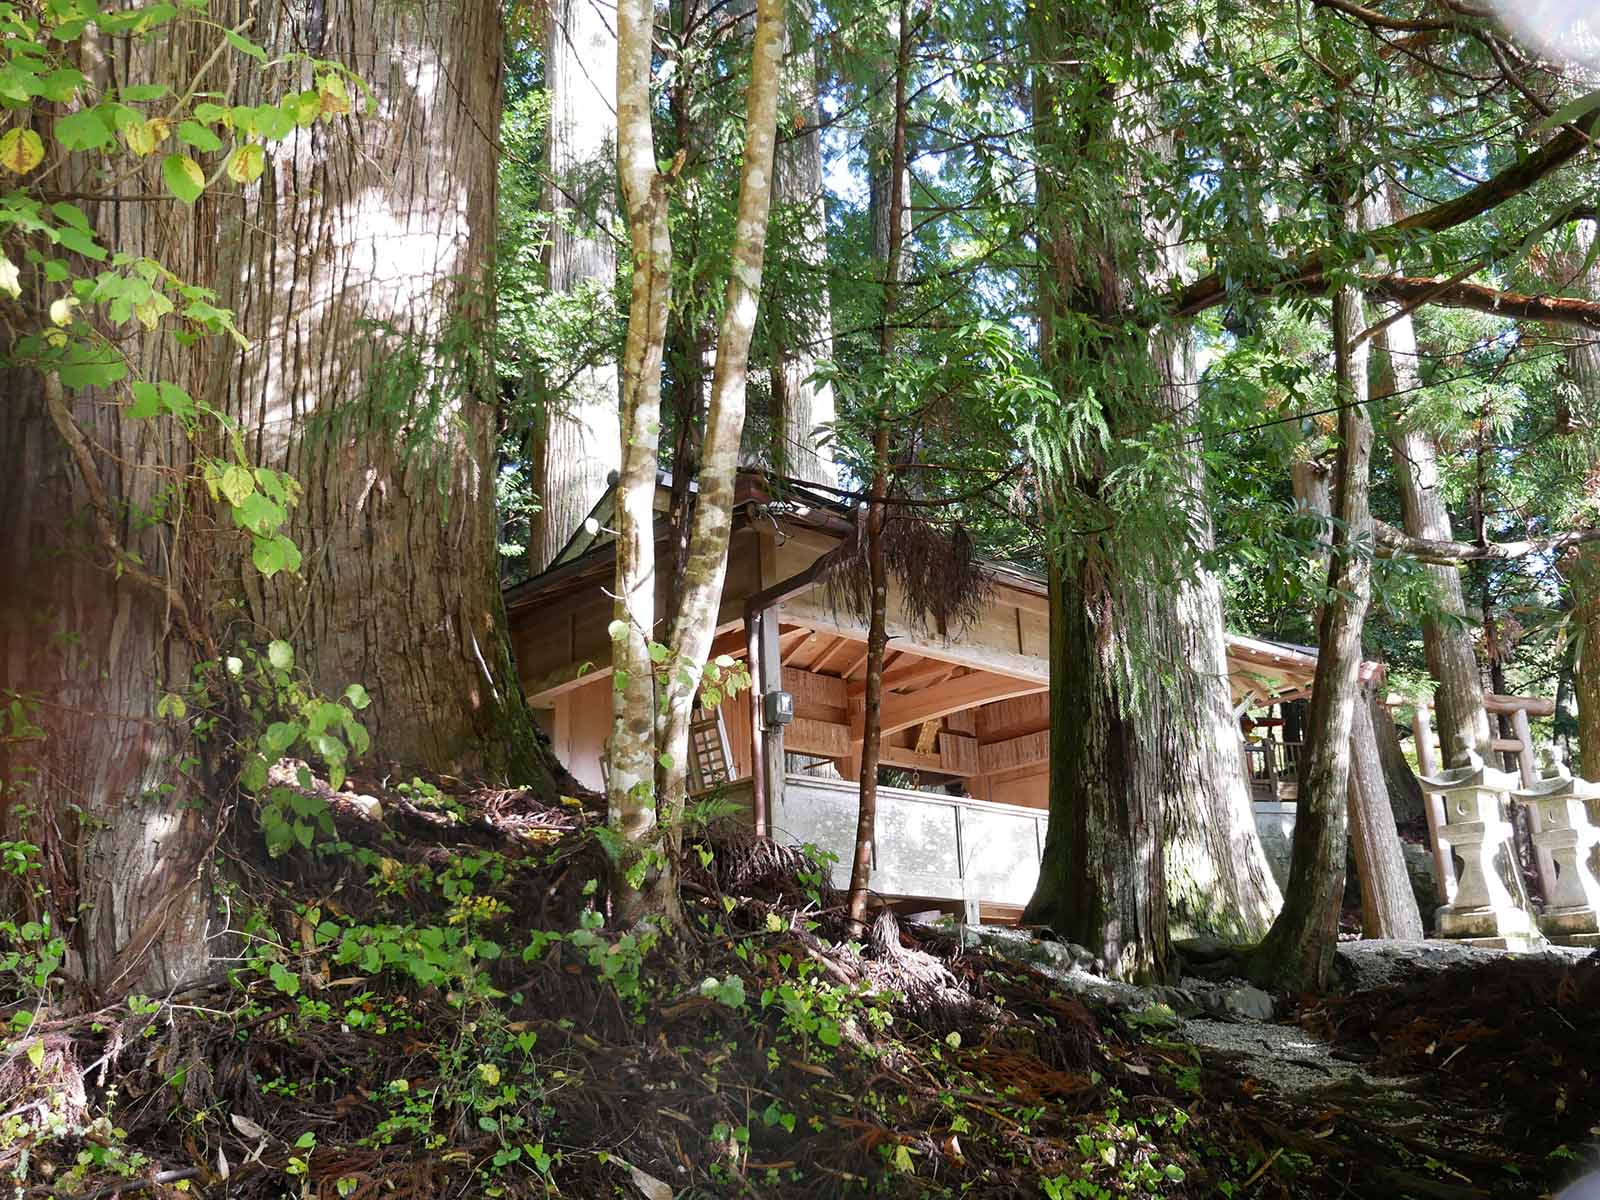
left=768, top=774, right=1046, bottom=915
left=1243, top=739, right=1302, bottom=801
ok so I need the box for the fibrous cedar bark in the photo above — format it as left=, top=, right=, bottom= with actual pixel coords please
left=1372, top=189, right=1491, bottom=768
left=609, top=0, right=786, bottom=920
left=1561, top=221, right=1600, bottom=779
left=1348, top=685, right=1425, bottom=940
left=1022, top=3, right=1274, bottom=974
left=530, top=0, right=621, bottom=572
left=768, top=0, right=838, bottom=487
left=0, top=0, right=540, bottom=1000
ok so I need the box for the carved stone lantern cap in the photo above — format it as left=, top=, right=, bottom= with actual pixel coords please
left=1512, top=745, right=1600, bottom=802
left=1418, top=744, right=1518, bottom=793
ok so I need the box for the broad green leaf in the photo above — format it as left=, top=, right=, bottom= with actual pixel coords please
left=54, top=108, right=112, bottom=151
left=342, top=683, right=371, bottom=710
left=128, top=381, right=161, bottom=419
left=54, top=225, right=105, bottom=261
left=0, top=128, right=43, bottom=174
left=177, top=121, right=222, bottom=153
left=266, top=640, right=294, bottom=671
left=161, top=153, right=204, bottom=204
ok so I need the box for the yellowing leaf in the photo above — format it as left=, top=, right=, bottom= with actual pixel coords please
left=476, top=1063, right=500, bottom=1086
left=48, top=296, right=78, bottom=326
left=123, top=117, right=171, bottom=157
left=225, top=143, right=264, bottom=184
left=317, top=75, right=351, bottom=119
left=162, top=153, right=205, bottom=204
left=0, top=127, right=44, bottom=175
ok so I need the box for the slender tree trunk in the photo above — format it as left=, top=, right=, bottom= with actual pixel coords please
left=531, top=0, right=620, bottom=572
left=768, top=0, right=837, bottom=487
left=610, top=0, right=785, bottom=921
left=1374, top=186, right=1490, bottom=767
left=659, top=0, right=786, bottom=835
left=1290, top=338, right=1419, bottom=942
left=1253, top=250, right=1373, bottom=991
left=611, top=0, right=677, bottom=921
left=1370, top=690, right=1425, bottom=825
left=1, top=0, right=537, bottom=1001
left=1348, top=684, right=1425, bottom=939
left=847, top=0, right=912, bottom=931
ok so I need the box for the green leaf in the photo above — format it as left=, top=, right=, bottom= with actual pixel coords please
left=607, top=619, right=629, bottom=642
left=224, top=28, right=269, bottom=63
left=240, top=754, right=269, bottom=793
left=176, top=120, right=222, bottom=153
left=25, top=1039, right=44, bottom=1069
left=161, top=153, right=204, bottom=204
left=54, top=108, right=112, bottom=151
left=266, top=640, right=294, bottom=671
left=128, top=381, right=161, bottom=419
left=54, top=225, right=105, bottom=261
left=251, top=533, right=301, bottom=578
left=342, top=683, right=371, bottom=710
left=267, top=962, right=299, bottom=995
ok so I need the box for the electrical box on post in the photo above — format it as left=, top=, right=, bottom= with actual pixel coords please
left=763, top=690, right=794, bottom=728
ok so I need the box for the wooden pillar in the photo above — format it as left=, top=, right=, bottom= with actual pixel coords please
left=759, top=609, right=785, bottom=825
left=746, top=607, right=768, bottom=836
left=1414, top=703, right=1455, bottom=905
left=1512, top=705, right=1558, bottom=900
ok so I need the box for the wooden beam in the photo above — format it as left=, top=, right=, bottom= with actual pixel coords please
left=848, top=657, right=961, bottom=698
left=782, top=667, right=848, bottom=718
left=913, top=720, right=941, bottom=755
left=785, top=717, right=851, bottom=758
left=777, top=627, right=813, bottom=662
left=939, top=733, right=979, bottom=774
left=978, top=729, right=1050, bottom=775
left=854, top=673, right=1048, bottom=743
left=1485, top=692, right=1556, bottom=717
left=878, top=743, right=979, bottom=777
left=809, top=635, right=854, bottom=675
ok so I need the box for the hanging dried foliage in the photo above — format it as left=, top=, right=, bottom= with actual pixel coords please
left=820, top=507, right=990, bottom=641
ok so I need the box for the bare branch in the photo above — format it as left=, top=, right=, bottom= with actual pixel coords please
left=1375, top=518, right=1600, bottom=564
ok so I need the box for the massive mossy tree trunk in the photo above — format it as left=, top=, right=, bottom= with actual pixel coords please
left=0, top=0, right=542, bottom=1002
left=1154, top=334, right=1283, bottom=942
left=1028, top=562, right=1171, bottom=980
left=530, top=0, right=620, bottom=572
left=1022, top=3, right=1275, bottom=973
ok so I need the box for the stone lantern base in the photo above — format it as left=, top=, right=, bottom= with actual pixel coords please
left=1435, top=901, right=1538, bottom=949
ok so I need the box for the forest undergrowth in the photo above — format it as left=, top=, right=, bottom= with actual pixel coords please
left=5, top=769, right=1595, bottom=1200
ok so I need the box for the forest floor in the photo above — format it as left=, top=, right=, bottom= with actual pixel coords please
left=11, top=771, right=1598, bottom=1200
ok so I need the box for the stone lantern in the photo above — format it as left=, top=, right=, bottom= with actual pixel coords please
left=1418, top=749, right=1538, bottom=946
left=1510, top=749, right=1600, bottom=946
